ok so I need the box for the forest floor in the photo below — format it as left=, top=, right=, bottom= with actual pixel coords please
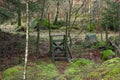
left=0, top=25, right=120, bottom=80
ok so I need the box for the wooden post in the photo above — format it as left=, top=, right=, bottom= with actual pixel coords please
left=66, top=12, right=68, bottom=37
left=48, top=12, right=51, bottom=54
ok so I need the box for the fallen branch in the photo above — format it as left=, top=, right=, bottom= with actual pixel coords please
left=109, top=40, right=120, bottom=54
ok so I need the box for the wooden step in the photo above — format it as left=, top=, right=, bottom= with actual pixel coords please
left=54, top=57, right=67, bottom=60
left=54, top=50, right=66, bottom=54
left=53, top=39, right=64, bottom=42
left=55, top=53, right=66, bottom=57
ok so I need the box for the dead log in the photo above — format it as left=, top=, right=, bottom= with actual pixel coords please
left=109, top=40, right=120, bottom=54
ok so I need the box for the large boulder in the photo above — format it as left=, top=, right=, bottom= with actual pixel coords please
left=101, top=50, right=115, bottom=60
left=84, top=33, right=97, bottom=47
left=88, top=58, right=120, bottom=80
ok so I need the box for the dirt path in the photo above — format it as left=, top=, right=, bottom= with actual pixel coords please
left=55, top=61, right=69, bottom=74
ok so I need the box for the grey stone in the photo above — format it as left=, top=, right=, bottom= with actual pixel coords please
left=84, top=33, right=97, bottom=47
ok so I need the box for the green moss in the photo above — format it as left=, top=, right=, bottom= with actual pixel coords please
left=86, top=23, right=96, bottom=32
left=91, top=41, right=114, bottom=50
left=101, top=50, right=115, bottom=60
left=72, top=75, right=83, bottom=80
left=96, top=41, right=106, bottom=48
left=64, top=58, right=120, bottom=80
left=65, top=67, right=81, bottom=75
left=108, top=68, right=120, bottom=75
left=36, top=62, right=59, bottom=79
left=101, top=58, right=120, bottom=66
left=3, top=58, right=120, bottom=80
left=2, top=62, right=59, bottom=80
left=55, top=75, right=67, bottom=80
left=70, top=58, right=94, bottom=67
left=88, top=58, right=120, bottom=80
left=3, top=66, right=23, bottom=80
left=65, top=58, right=94, bottom=79
left=0, top=65, right=3, bottom=71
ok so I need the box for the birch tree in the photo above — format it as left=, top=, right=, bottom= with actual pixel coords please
left=23, top=0, right=29, bottom=80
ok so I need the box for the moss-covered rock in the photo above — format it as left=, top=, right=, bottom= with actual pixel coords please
left=65, top=58, right=94, bottom=80
left=2, top=62, right=59, bottom=80
left=64, top=58, right=120, bottom=80
left=101, top=50, right=115, bottom=60
left=101, top=57, right=120, bottom=66
left=36, top=62, right=59, bottom=80
left=69, top=58, right=94, bottom=67
left=2, top=66, right=23, bottom=80
left=88, top=58, right=120, bottom=80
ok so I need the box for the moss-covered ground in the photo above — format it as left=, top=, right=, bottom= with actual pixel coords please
left=2, top=57, right=120, bottom=80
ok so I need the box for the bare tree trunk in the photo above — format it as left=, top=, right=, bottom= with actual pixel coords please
left=17, top=0, right=21, bottom=28
left=89, top=0, right=92, bottom=32
left=23, top=0, right=29, bottom=80
left=118, top=1, right=120, bottom=38
left=53, top=0, right=59, bottom=25
left=36, top=22, right=40, bottom=54
left=67, top=0, right=73, bottom=47
left=105, top=24, right=108, bottom=48
left=68, top=0, right=73, bottom=37
left=105, top=4, right=109, bottom=48
left=99, top=0, right=103, bottom=40
left=66, top=12, right=68, bottom=37
left=105, top=1, right=109, bottom=49
left=36, top=0, right=45, bottom=54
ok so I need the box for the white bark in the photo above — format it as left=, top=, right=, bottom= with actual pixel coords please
left=23, top=0, right=29, bottom=80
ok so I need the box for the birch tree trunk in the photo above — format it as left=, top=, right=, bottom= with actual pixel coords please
left=23, top=0, right=29, bottom=80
